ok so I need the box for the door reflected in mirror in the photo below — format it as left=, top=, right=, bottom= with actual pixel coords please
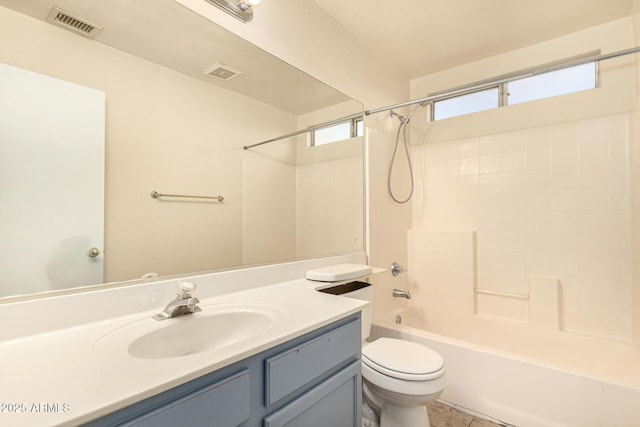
left=0, top=64, right=105, bottom=297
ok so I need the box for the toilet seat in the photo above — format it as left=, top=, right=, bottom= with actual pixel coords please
left=362, top=338, right=445, bottom=381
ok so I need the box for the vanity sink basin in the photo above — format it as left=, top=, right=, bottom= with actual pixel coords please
left=94, top=303, right=287, bottom=359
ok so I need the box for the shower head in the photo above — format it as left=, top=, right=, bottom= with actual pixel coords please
left=390, top=110, right=407, bottom=124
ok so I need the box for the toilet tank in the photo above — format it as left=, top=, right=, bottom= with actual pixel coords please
left=317, top=281, right=373, bottom=341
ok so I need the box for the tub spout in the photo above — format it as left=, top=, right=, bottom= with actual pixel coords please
left=392, top=289, right=411, bottom=299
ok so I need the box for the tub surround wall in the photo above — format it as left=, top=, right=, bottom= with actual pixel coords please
left=409, top=17, right=636, bottom=343
left=406, top=230, right=640, bottom=389
left=407, top=229, right=568, bottom=337
left=409, top=113, right=632, bottom=342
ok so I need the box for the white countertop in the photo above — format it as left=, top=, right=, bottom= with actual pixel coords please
left=0, top=278, right=367, bottom=426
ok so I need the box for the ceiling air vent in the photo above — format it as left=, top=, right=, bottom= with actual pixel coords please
left=202, top=63, right=242, bottom=81
left=46, top=7, right=103, bottom=39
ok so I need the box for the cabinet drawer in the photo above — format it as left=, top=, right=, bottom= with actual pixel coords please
left=265, top=318, right=360, bottom=406
left=120, top=370, right=250, bottom=427
left=264, top=360, right=361, bottom=427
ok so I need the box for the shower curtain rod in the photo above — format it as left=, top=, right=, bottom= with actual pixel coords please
left=364, top=46, right=640, bottom=117
left=243, top=112, right=363, bottom=150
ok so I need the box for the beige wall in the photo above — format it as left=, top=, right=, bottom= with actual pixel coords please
left=631, top=0, right=640, bottom=345
left=409, top=18, right=637, bottom=342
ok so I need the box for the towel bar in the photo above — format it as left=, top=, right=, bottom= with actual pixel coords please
left=150, top=191, right=224, bottom=202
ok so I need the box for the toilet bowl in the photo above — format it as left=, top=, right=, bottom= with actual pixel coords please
left=309, top=265, right=447, bottom=427
left=361, top=337, right=445, bottom=427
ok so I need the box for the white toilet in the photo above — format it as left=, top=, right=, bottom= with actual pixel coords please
left=311, top=267, right=446, bottom=427
left=361, top=337, right=445, bottom=427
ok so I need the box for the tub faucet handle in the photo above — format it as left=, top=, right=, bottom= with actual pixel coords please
left=391, top=261, right=407, bottom=276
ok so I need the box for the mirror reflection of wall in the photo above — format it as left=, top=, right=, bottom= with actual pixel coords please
left=0, top=1, right=364, bottom=301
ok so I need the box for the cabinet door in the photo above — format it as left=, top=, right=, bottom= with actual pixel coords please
left=265, top=318, right=360, bottom=406
left=119, top=370, right=250, bottom=427
left=263, top=361, right=361, bottom=427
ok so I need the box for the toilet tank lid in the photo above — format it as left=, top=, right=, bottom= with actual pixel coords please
left=306, top=263, right=373, bottom=282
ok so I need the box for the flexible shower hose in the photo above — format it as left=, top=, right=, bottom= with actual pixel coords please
left=387, top=105, right=421, bottom=204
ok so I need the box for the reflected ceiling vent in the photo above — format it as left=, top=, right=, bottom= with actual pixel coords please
left=46, top=6, right=103, bottom=39
left=202, top=63, right=242, bottom=81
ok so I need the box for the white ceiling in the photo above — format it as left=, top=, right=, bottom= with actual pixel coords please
left=312, top=0, right=635, bottom=79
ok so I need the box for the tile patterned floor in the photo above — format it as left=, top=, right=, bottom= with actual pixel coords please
left=427, top=401, right=513, bottom=427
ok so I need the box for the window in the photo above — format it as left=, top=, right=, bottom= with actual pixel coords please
left=311, top=116, right=364, bottom=146
left=428, top=61, right=597, bottom=121
left=433, top=88, right=500, bottom=120
left=313, top=121, right=351, bottom=146
left=507, top=62, right=597, bottom=105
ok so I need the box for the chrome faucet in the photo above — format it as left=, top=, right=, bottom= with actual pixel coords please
left=392, top=289, right=411, bottom=299
left=153, top=281, right=202, bottom=320
left=391, top=262, right=407, bottom=277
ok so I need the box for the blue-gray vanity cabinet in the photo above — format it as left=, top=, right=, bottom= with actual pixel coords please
left=265, top=317, right=361, bottom=406
left=84, top=313, right=361, bottom=427
left=119, top=370, right=251, bottom=427
left=263, top=360, right=361, bottom=427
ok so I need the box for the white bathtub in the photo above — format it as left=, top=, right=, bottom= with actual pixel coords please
left=371, top=308, right=640, bottom=427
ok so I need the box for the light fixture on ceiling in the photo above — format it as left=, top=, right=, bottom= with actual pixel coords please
left=204, top=0, right=261, bottom=23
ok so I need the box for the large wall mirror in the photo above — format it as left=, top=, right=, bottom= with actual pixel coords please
left=0, top=0, right=364, bottom=301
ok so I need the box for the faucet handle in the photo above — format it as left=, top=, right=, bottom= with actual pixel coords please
left=178, top=280, right=197, bottom=298
left=391, top=261, right=407, bottom=277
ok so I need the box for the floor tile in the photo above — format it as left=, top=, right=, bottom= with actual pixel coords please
left=427, top=401, right=473, bottom=427
left=427, top=401, right=513, bottom=427
left=469, top=417, right=505, bottom=427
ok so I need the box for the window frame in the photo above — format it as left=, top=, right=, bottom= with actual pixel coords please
left=310, top=116, right=364, bottom=147
left=427, top=61, right=599, bottom=121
